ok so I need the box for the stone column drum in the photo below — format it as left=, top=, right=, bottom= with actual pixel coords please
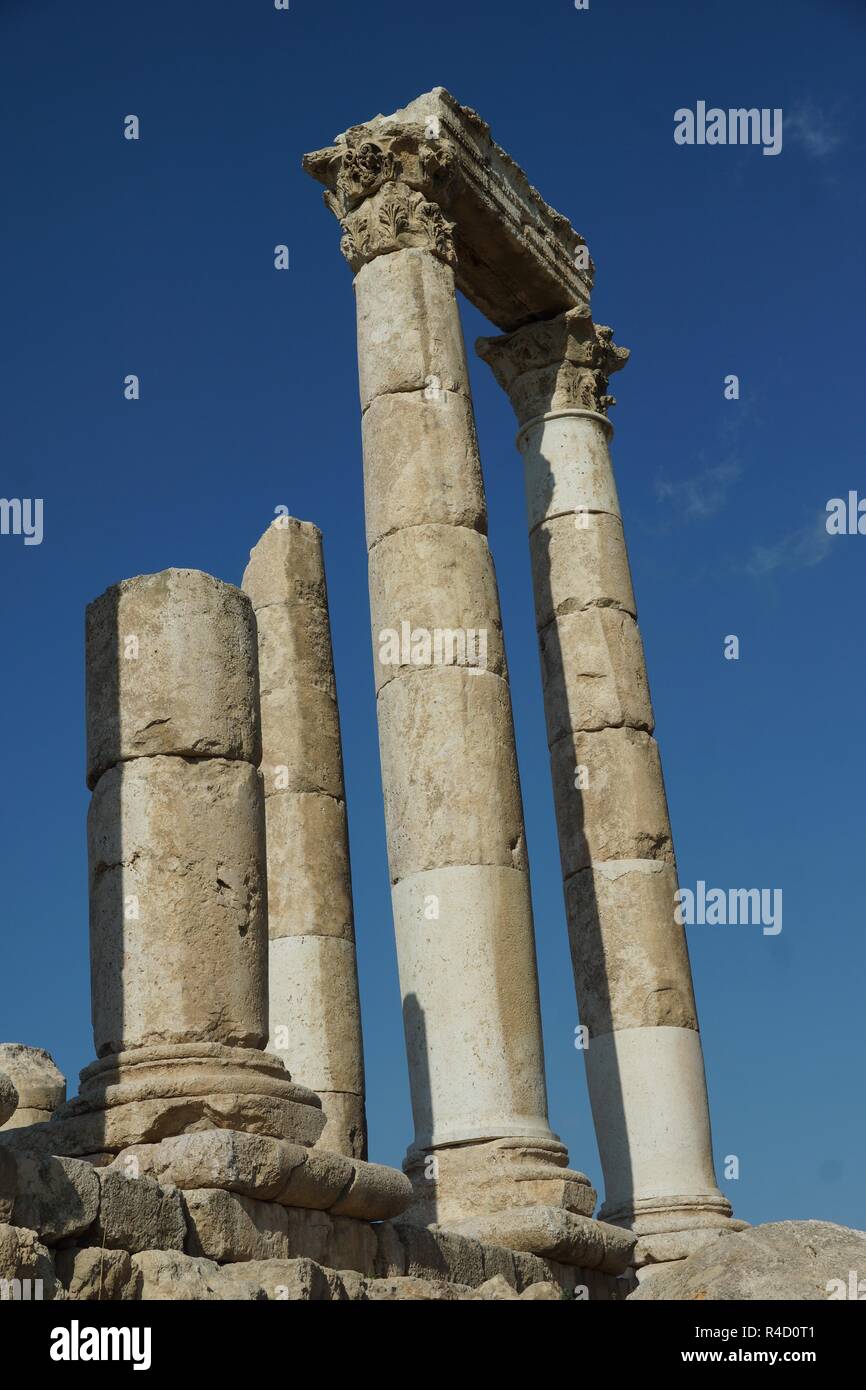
left=53, top=569, right=326, bottom=1155
left=478, top=311, right=737, bottom=1262
left=303, top=128, right=602, bottom=1244
left=243, top=519, right=367, bottom=1159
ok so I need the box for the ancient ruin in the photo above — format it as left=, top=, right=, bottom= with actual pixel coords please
left=1, top=88, right=860, bottom=1302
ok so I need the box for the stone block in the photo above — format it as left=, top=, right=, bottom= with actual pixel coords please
left=368, top=524, right=506, bottom=692
left=86, top=569, right=260, bottom=787
left=0, top=1073, right=17, bottom=1129
left=242, top=517, right=328, bottom=613
left=88, top=756, right=268, bottom=1055
left=268, top=935, right=364, bottom=1094
left=132, top=1248, right=262, bottom=1301
left=355, top=249, right=470, bottom=411
left=255, top=599, right=336, bottom=700
left=392, top=866, right=552, bottom=1149
left=449, top=1207, right=635, bottom=1273
left=92, top=1168, right=186, bottom=1254
left=566, top=860, right=698, bottom=1034
left=0, top=1222, right=57, bottom=1299
left=0, top=1045, right=65, bottom=1129
left=265, top=794, right=353, bottom=941
left=11, top=1153, right=100, bottom=1244
left=540, top=606, right=653, bottom=742
left=529, top=511, right=635, bottom=629
left=551, top=726, right=673, bottom=876
left=183, top=1188, right=289, bottom=1263
left=362, top=390, right=486, bottom=548
left=259, top=686, right=343, bottom=799
left=378, top=668, right=527, bottom=879
left=521, top=413, right=620, bottom=530
left=55, top=1246, right=139, bottom=1301
left=316, top=1091, right=366, bottom=1161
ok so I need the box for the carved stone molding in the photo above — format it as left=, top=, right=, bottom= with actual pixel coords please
left=477, top=310, right=630, bottom=424
left=304, top=128, right=456, bottom=272
left=304, top=89, right=592, bottom=329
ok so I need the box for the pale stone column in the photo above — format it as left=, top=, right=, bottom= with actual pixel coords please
left=51, top=569, right=326, bottom=1156
left=478, top=312, right=738, bottom=1263
left=303, top=130, right=607, bottom=1249
left=243, top=519, right=367, bottom=1159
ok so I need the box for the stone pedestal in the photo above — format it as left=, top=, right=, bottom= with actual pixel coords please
left=478, top=311, right=737, bottom=1259
left=304, top=127, right=598, bottom=1245
left=243, top=520, right=367, bottom=1159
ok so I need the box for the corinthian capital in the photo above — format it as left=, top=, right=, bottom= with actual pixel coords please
left=477, top=310, right=630, bottom=425
left=303, top=125, right=456, bottom=273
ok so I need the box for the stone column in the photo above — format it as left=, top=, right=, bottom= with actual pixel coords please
left=53, top=568, right=325, bottom=1156
left=478, top=311, right=737, bottom=1264
left=303, top=129, right=607, bottom=1251
left=243, top=519, right=367, bottom=1159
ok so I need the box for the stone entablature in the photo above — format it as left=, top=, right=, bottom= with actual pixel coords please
left=304, top=87, right=592, bottom=330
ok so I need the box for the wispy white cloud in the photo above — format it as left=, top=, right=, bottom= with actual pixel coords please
left=744, top=511, right=834, bottom=578
left=784, top=103, right=843, bottom=159
left=655, top=456, right=743, bottom=521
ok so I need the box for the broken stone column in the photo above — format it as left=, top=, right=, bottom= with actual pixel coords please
left=477, top=311, right=737, bottom=1262
left=303, top=117, right=613, bottom=1259
left=0, top=1046, right=65, bottom=1130
left=243, top=519, right=367, bottom=1159
left=49, top=568, right=327, bottom=1156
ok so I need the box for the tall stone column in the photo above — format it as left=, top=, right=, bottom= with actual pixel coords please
left=243, top=519, right=367, bottom=1159
left=478, top=311, right=738, bottom=1265
left=54, top=568, right=326, bottom=1156
left=303, top=127, right=610, bottom=1254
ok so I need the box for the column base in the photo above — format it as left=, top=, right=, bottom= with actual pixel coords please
left=44, top=1043, right=326, bottom=1157
left=403, top=1136, right=596, bottom=1227
left=600, top=1192, right=748, bottom=1267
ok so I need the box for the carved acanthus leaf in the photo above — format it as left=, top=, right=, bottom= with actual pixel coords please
left=477, top=313, right=629, bottom=423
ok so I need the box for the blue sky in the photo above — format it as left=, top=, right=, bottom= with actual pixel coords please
left=1, top=0, right=864, bottom=1229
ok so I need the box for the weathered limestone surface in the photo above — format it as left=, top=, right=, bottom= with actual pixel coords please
left=243, top=520, right=366, bottom=1159
left=304, top=103, right=598, bottom=1246
left=49, top=569, right=324, bottom=1156
left=0, top=1045, right=65, bottom=1130
left=56, top=1246, right=139, bottom=1301
left=89, top=756, right=268, bottom=1055
left=478, top=309, right=734, bottom=1256
left=86, top=568, right=260, bottom=787
left=0, top=1222, right=57, bottom=1298
left=0, top=1072, right=18, bottom=1130
left=108, top=1130, right=410, bottom=1221
left=630, top=1221, right=866, bottom=1301
left=304, top=87, right=592, bottom=330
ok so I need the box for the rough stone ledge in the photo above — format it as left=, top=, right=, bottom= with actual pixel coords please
left=111, top=1130, right=410, bottom=1222
left=0, top=1224, right=631, bottom=1301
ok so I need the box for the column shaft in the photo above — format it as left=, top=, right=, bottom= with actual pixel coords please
left=358, top=248, right=553, bottom=1158
left=478, top=314, right=735, bottom=1260
left=243, top=520, right=367, bottom=1159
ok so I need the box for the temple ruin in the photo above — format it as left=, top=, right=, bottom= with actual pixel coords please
left=1, top=88, right=856, bottom=1303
